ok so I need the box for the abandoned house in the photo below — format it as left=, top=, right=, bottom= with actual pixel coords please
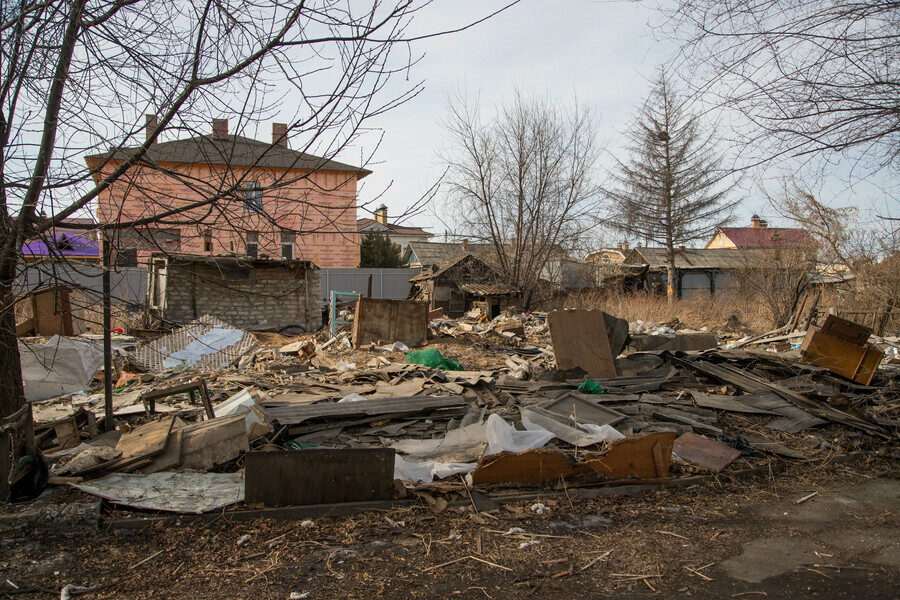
left=408, top=254, right=522, bottom=318
left=357, top=204, right=433, bottom=254
left=148, top=254, right=321, bottom=331
left=87, top=117, right=370, bottom=269
left=623, top=247, right=770, bottom=299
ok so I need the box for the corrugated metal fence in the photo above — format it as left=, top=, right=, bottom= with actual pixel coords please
left=15, top=264, right=147, bottom=305
left=16, top=265, right=415, bottom=305
left=318, top=268, right=415, bottom=301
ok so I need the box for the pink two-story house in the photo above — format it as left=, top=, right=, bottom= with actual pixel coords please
left=86, top=117, right=370, bottom=268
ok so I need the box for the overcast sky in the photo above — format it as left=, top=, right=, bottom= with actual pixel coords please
left=351, top=0, right=674, bottom=238
left=339, top=0, right=895, bottom=243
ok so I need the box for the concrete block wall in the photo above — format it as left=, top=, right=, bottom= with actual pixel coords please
left=163, top=261, right=322, bottom=331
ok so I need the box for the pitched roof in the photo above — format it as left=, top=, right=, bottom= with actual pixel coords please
left=357, top=218, right=432, bottom=236
left=87, top=134, right=371, bottom=178
left=624, top=247, right=771, bottom=270
left=714, top=226, right=815, bottom=249
left=404, top=241, right=492, bottom=267
left=22, top=233, right=99, bottom=257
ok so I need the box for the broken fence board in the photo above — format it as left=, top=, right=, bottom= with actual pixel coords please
left=263, top=395, right=466, bottom=425
left=547, top=310, right=617, bottom=379
left=245, top=449, right=395, bottom=506
left=352, top=298, right=428, bottom=348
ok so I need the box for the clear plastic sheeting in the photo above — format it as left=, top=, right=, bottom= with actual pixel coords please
left=484, top=413, right=555, bottom=457
left=393, top=455, right=476, bottom=484
left=19, top=335, right=105, bottom=401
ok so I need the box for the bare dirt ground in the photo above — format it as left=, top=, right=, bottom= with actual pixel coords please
left=2, top=462, right=897, bottom=599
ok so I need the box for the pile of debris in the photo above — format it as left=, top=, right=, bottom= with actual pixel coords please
left=8, top=299, right=899, bottom=520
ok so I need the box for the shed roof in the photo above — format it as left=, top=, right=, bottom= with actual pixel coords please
left=357, top=218, right=432, bottom=237
left=624, top=247, right=771, bottom=270
left=22, top=234, right=99, bottom=257
left=404, top=241, right=492, bottom=267
left=87, top=134, right=370, bottom=178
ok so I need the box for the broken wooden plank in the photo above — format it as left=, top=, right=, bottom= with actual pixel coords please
left=547, top=310, right=617, bottom=378
left=352, top=298, right=428, bottom=348
left=263, top=395, right=466, bottom=425
left=689, top=392, right=780, bottom=415
left=245, top=449, right=395, bottom=506
left=582, top=433, right=675, bottom=480
left=673, top=433, right=741, bottom=472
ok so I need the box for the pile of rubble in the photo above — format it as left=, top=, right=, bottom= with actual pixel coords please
left=9, top=299, right=899, bottom=519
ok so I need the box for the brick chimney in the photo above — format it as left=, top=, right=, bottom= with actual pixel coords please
left=212, top=118, right=228, bottom=140
left=272, top=122, right=288, bottom=148
left=375, top=204, right=388, bottom=225
left=145, top=114, right=157, bottom=143
left=462, top=239, right=468, bottom=250
left=758, top=218, right=768, bottom=230
left=618, top=240, right=629, bottom=250
left=750, top=214, right=761, bottom=229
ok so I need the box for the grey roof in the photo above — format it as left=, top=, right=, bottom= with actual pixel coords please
left=404, top=241, right=492, bottom=267
left=87, top=134, right=370, bottom=178
left=624, top=247, right=771, bottom=270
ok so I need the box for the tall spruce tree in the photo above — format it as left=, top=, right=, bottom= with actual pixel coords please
left=359, top=233, right=404, bottom=268
left=605, top=71, right=740, bottom=302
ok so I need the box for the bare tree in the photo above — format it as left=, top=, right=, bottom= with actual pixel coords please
left=0, top=1, right=517, bottom=425
left=662, top=0, right=900, bottom=176
left=439, top=87, right=603, bottom=305
left=605, top=71, right=739, bottom=302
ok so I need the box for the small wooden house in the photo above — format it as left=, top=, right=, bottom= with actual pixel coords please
left=408, top=254, right=522, bottom=318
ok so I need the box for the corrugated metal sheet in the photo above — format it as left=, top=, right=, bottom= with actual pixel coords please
left=319, top=268, right=415, bottom=300
left=130, top=315, right=258, bottom=372
left=15, top=264, right=147, bottom=305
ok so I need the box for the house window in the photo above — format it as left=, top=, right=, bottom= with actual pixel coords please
left=115, top=248, right=138, bottom=267
left=203, top=229, right=213, bottom=252
left=246, top=232, right=258, bottom=258
left=243, top=181, right=263, bottom=213
left=281, top=233, right=295, bottom=260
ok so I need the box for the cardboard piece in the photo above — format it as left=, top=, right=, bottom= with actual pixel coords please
left=352, top=298, right=428, bottom=348
left=547, top=310, right=617, bottom=378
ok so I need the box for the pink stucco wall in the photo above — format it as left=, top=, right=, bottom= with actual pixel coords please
left=89, top=160, right=361, bottom=268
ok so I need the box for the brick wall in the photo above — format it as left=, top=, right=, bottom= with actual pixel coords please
left=162, top=260, right=322, bottom=331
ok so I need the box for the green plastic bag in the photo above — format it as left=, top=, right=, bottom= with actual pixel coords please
left=406, top=348, right=463, bottom=371
left=577, top=379, right=605, bottom=394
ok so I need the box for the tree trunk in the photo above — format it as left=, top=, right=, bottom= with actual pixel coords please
left=666, top=257, right=677, bottom=304
left=0, top=278, right=25, bottom=419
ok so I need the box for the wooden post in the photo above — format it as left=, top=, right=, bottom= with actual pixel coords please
left=103, top=237, right=114, bottom=432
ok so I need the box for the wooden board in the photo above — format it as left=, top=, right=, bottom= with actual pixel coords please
left=800, top=326, right=883, bottom=385
left=547, top=310, right=616, bottom=378
left=179, top=414, right=248, bottom=471
left=30, top=287, right=73, bottom=337
left=115, top=416, right=175, bottom=460
left=673, top=433, right=742, bottom=472
left=583, top=432, right=675, bottom=480
left=245, top=449, right=395, bottom=506
left=471, top=433, right=675, bottom=485
left=352, top=298, right=428, bottom=348
left=820, top=314, right=872, bottom=345
left=690, top=392, right=779, bottom=415
left=138, top=429, right=184, bottom=475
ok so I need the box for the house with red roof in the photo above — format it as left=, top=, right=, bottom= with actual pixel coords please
left=705, top=215, right=816, bottom=249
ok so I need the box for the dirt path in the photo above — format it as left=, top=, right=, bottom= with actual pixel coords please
left=1, top=464, right=897, bottom=599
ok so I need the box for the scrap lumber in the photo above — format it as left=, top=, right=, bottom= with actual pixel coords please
left=547, top=310, right=617, bottom=378
left=673, top=433, right=741, bottom=472
left=673, top=356, right=889, bottom=438
left=800, top=315, right=884, bottom=385
left=351, top=298, right=428, bottom=348
left=262, top=395, right=466, bottom=425
left=244, top=449, right=395, bottom=506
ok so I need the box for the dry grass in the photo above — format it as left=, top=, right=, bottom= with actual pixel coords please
left=543, top=290, right=774, bottom=334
